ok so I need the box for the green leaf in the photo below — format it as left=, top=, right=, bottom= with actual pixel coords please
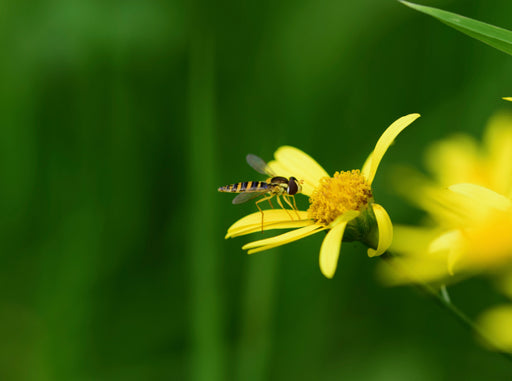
left=400, top=1, right=512, bottom=56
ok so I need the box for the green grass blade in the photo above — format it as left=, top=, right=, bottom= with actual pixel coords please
left=400, top=1, right=512, bottom=56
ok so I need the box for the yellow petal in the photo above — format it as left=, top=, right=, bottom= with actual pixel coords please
left=503, top=97, right=512, bottom=102
left=462, top=210, right=512, bottom=270
left=424, top=135, right=482, bottom=188
left=330, top=210, right=360, bottom=228
left=367, top=203, right=393, bottom=257
left=383, top=226, right=454, bottom=285
left=394, top=171, right=479, bottom=226
left=428, top=230, right=463, bottom=275
left=226, top=210, right=310, bottom=238
left=319, top=221, right=347, bottom=279
left=449, top=183, right=512, bottom=211
left=361, top=114, right=420, bottom=185
left=391, top=225, right=440, bottom=254
left=243, top=224, right=325, bottom=254
left=228, top=219, right=315, bottom=238
left=267, top=146, right=329, bottom=197
left=361, top=152, right=373, bottom=179
left=483, top=111, right=512, bottom=196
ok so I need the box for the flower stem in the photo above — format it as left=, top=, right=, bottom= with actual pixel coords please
left=439, top=284, right=451, bottom=303
left=417, top=281, right=512, bottom=363
left=381, top=252, right=512, bottom=364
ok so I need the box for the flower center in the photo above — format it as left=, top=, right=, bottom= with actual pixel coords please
left=308, top=170, right=373, bottom=226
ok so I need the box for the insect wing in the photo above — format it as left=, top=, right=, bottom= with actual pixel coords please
left=246, top=154, right=275, bottom=176
left=232, top=190, right=265, bottom=205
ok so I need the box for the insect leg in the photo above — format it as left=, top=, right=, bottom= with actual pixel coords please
left=282, top=194, right=300, bottom=220
left=290, top=195, right=301, bottom=219
left=255, top=194, right=275, bottom=232
left=275, top=195, right=293, bottom=220
left=282, top=194, right=294, bottom=209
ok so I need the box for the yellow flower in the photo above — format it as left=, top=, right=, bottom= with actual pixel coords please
left=477, top=305, right=512, bottom=353
left=476, top=272, right=512, bottom=353
left=225, top=114, right=420, bottom=278
left=393, top=184, right=512, bottom=281
left=423, top=110, right=512, bottom=196
left=384, top=109, right=512, bottom=284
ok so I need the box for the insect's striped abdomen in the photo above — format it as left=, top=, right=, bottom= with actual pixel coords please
left=218, top=181, right=269, bottom=193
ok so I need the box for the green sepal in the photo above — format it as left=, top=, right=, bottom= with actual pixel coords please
left=343, top=203, right=377, bottom=248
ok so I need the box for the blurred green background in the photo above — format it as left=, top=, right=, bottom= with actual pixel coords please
left=1, top=0, right=512, bottom=380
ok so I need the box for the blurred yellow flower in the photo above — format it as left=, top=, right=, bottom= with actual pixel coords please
left=384, top=109, right=512, bottom=284
left=477, top=305, right=512, bottom=353
left=477, top=272, right=512, bottom=353
left=423, top=111, right=512, bottom=196
left=226, top=114, right=420, bottom=278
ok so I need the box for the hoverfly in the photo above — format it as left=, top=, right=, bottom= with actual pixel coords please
left=218, top=154, right=303, bottom=230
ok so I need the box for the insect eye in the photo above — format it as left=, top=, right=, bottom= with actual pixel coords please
left=287, top=177, right=299, bottom=195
